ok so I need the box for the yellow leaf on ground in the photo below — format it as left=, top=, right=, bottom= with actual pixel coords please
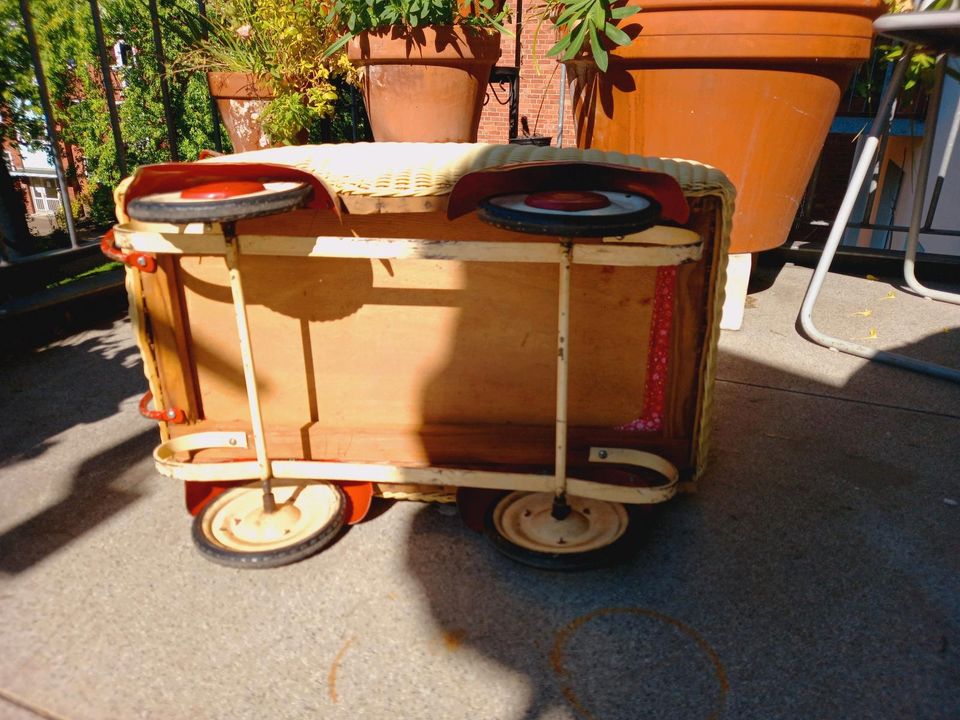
left=852, top=309, right=873, bottom=317
left=862, top=328, right=879, bottom=340
left=881, top=291, right=896, bottom=300
left=866, top=274, right=880, bottom=281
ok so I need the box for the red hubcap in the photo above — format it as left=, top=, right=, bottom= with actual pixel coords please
left=524, top=190, right=611, bottom=212
left=181, top=181, right=266, bottom=200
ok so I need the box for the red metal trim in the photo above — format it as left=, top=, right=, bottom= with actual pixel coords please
left=185, top=480, right=374, bottom=521
left=341, top=482, right=375, bottom=525
left=101, top=229, right=157, bottom=273
left=138, top=390, right=186, bottom=424
left=181, top=180, right=266, bottom=199
left=525, top=190, right=611, bottom=211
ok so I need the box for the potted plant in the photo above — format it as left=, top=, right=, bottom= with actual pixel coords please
left=539, top=0, right=885, bottom=257
left=324, top=0, right=510, bottom=142
left=181, top=0, right=354, bottom=151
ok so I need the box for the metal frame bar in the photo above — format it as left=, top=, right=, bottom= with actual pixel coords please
left=18, top=0, right=78, bottom=249
left=196, top=0, right=223, bottom=153
left=146, top=227, right=688, bottom=504
left=88, top=0, right=127, bottom=177
left=222, top=225, right=278, bottom=510
left=147, top=0, right=179, bottom=161
left=798, top=48, right=960, bottom=384
left=553, top=243, right=572, bottom=500
left=153, top=436, right=681, bottom=505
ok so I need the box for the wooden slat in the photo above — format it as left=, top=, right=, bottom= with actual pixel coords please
left=115, top=228, right=702, bottom=267
left=665, top=197, right=719, bottom=446
left=138, top=256, right=201, bottom=421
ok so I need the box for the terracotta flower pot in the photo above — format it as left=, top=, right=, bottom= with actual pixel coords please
left=207, top=72, right=278, bottom=153
left=565, top=0, right=882, bottom=254
left=348, top=26, right=502, bottom=142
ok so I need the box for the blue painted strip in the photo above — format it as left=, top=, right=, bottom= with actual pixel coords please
left=830, top=116, right=926, bottom=136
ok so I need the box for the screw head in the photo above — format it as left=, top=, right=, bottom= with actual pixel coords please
left=165, top=409, right=176, bottom=419
left=136, top=256, right=147, bottom=267
left=598, top=449, right=608, bottom=459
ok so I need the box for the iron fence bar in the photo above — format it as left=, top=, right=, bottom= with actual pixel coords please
left=197, top=0, right=222, bottom=153
left=88, top=0, right=127, bottom=177
left=148, top=0, right=179, bottom=161
left=350, top=86, right=358, bottom=142
left=18, top=0, right=78, bottom=249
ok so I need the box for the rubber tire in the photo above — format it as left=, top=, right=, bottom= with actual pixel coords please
left=477, top=194, right=661, bottom=237
left=191, top=484, right=346, bottom=569
left=483, top=493, right=640, bottom=571
left=128, top=182, right=311, bottom=224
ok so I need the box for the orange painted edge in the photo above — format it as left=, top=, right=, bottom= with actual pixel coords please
left=341, top=482, right=375, bottom=525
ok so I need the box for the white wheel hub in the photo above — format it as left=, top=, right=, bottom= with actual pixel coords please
left=203, top=483, right=342, bottom=553
left=492, top=492, right=629, bottom=554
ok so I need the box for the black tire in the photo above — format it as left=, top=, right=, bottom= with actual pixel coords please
left=483, top=492, right=640, bottom=571
left=477, top=193, right=661, bottom=237
left=192, top=483, right=346, bottom=569
left=128, top=182, right=311, bottom=224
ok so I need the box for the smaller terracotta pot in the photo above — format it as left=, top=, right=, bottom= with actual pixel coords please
left=348, top=26, right=502, bottom=142
left=207, top=72, right=278, bottom=153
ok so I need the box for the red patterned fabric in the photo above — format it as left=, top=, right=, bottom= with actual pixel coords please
left=618, top=265, right=676, bottom=433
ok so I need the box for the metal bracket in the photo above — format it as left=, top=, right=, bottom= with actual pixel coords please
left=101, top=229, right=157, bottom=273
left=139, top=390, right=186, bottom=424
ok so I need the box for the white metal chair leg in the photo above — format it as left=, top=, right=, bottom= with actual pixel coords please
left=904, top=54, right=960, bottom=305
left=798, top=50, right=960, bottom=383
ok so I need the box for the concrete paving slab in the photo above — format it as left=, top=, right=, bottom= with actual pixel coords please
left=0, top=266, right=958, bottom=720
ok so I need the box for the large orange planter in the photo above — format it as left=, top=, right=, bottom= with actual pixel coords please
left=348, top=27, right=501, bottom=142
left=566, top=0, right=882, bottom=253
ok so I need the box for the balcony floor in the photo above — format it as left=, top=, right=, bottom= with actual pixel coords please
left=1, top=262, right=958, bottom=720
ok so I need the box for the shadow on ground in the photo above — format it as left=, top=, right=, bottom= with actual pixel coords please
left=0, top=309, right=155, bottom=573
left=402, top=327, right=960, bottom=720
left=0, top=312, right=143, bottom=466
left=0, top=428, right=155, bottom=574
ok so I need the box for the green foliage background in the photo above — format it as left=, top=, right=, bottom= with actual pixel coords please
left=1, top=0, right=362, bottom=228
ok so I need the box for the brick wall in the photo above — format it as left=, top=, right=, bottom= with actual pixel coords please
left=477, top=0, right=577, bottom=148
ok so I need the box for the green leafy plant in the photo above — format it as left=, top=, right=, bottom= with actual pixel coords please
left=180, top=0, right=354, bottom=143
left=877, top=0, right=957, bottom=91
left=323, top=0, right=511, bottom=56
left=538, top=0, right=639, bottom=72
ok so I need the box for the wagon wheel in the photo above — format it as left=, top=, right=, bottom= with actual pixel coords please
left=484, top=491, right=636, bottom=571
left=127, top=180, right=311, bottom=224
left=192, top=482, right=346, bottom=569
left=476, top=189, right=662, bottom=237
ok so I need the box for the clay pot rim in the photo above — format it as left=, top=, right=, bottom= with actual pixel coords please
left=207, top=71, right=275, bottom=99
left=561, top=6, right=880, bottom=66
left=622, top=0, right=882, bottom=15
left=348, top=25, right=502, bottom=64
